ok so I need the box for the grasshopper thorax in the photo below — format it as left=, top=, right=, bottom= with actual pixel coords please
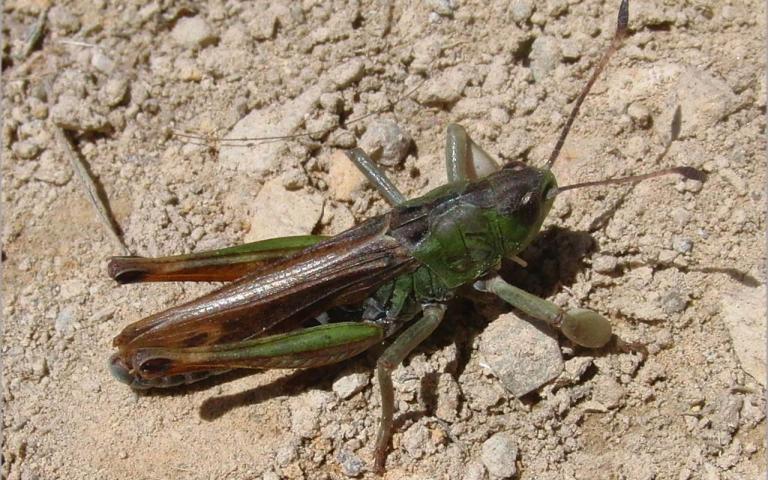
left=402, top=161, right=557, bottom=291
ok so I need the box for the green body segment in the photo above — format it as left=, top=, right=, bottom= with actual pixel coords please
left=406, top=167, right=557, bottom=291
left=357, top=164, right=558, bottom=322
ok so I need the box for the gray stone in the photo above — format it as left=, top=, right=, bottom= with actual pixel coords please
left=91, top=50, right=115, bottom=74
left=427, top=0, right=457, bottom=16
left=337, top=449, right=365, bottom=477
left=48, top=6, right=81, bottom=34
left=510, top=0, right=534, bottom=23
left=359, top=120, right=412, bottom=167
left=592, top=255, right=618, bottom=273
left=332, top=369, right=370, bottom=400
left=530, top=35, right=561, bottom=82
left=101, top=77, right=129, bottom=107
left=661, top=289, right=689, bottom=315
left=54, top=308, right=75, bottom=336
left=481, top=431, right=518, bottom=478
left=478, top=312, right=564, bottom=397
left=672, top=237, right=693, bottom=254
left=417, top=66, right=471, bottom=105
left=245, top=180, right=324, bottom=241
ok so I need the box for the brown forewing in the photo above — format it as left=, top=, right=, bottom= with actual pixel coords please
left=113, top=213, right=418, bottom=359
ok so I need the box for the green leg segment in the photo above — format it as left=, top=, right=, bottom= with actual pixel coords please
left=112, top=322, right=386, bottom=388
left=373, top=303, right=446, bottom=471
left=445, top=124, right=500, bottom=182
left=345, top=148, right=406, bottom=206
left=474, top=275, right=612, bottom=348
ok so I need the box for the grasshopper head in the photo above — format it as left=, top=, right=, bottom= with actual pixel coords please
left=487, top=161, right=558, bottom=255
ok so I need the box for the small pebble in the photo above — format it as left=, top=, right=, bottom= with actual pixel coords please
left=48, top=5, right=81, bottom=34
left=319, top=92, right=343, bottom=113
left=719, top=168, right=747, bottom=196
left=560, top=38, right=582, bottom=61
left=246, top=180, right=324, bottom=241
left=360, top=120, right=412, bottom=167
left=417, top=66, right=470, bottom=105
left=54, top=308, right=74, bottom=336
left=330, top=59, right=365, bottom=89
left=332, top=370, right=370, bottom=400
left=670, top=207, right=692, bottom=227
left=101, top=77, right=129, bottom=107
left=12, top=140, right=40, bottom=159
left=481, top=432, right=518, bottom=478
left=337, top=449, right=365, bottom=477
left=627, top=102, right=652, bottom=129
left=592, top=376, right=625, bottom=410
left=327, top=150, right=366, bottom=201
left=171, top=16, right=218, bottom=48
left=32, top=357, right=48, bottom=379
left=427, top=0, right=457, bottom=16
left=462, top=461, right=487, bottom=480
left=28, top=98, right=48, bottom=119
left=510, top=0, right=534, bottom=23
left=91, top=50, right=115, bottom=74
left=51, top=94, right=110, bottom=133
left=402, top=422, right=432, bottom=459
left=250, top=11, right=277, bottom=40
left=592, top=255, right=618, bottom=273
left=289, top=391, right=331, bottom=439
left=672, top=237, right=693, bottom=254
left=435, top=373, right=461, bottom=421
left=661, top=289, right=689, bottom=315
left=530, top=36, right=562, bottom=82
left=657, top=249, right=678, bottom=265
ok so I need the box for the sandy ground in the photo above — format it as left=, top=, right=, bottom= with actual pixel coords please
left=2, top=1, right=766, bottom=479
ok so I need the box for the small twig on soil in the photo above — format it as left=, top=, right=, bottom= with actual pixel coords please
left=51, top=124, right=130, bottom=255
left=18, top=7, right=49, bottom=60
left=58, top=39, right=99, bottom=49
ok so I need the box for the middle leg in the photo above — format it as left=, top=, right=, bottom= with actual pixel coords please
left=445, top=124, right=500, bottom=182
left=372, top=303, right=447, bottom=471
left=345, top=148, right=406, bottom=206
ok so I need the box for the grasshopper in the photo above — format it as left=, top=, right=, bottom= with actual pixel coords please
left=108, top=0, right=699, bottom=471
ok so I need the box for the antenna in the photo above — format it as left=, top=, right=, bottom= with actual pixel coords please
left=545, top=0, right=629, bottom=170
left=556, top=166, right=705, bottom=193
